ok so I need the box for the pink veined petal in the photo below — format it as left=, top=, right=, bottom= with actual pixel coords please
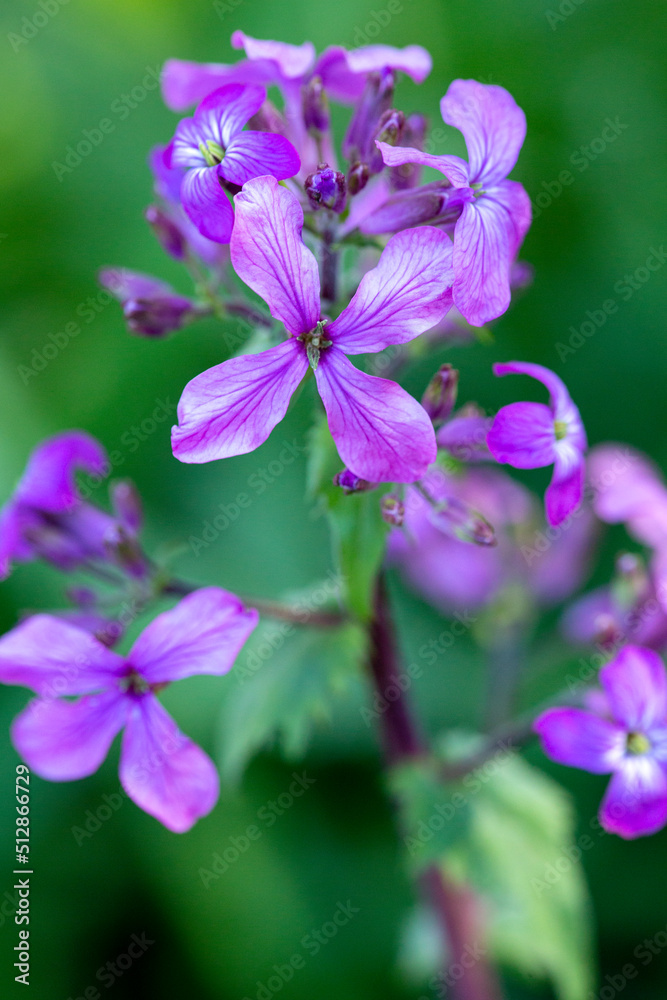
left=161, top=58, right=276, bottom=112
left=546, top=453, right=585, bottom=526
left=493, top=360, right=574, bottom=419
left=128, top=588, right=258, bottom=684
left=180, top=166, right=235, bottom=244
left=329, top=227, right=453, bottom=354
left=533, top=707, right=625, bottom=773
left=600, top=759, right=667, bottom=839
left=230, top=176, right=320, bottom=335
left=221, top=131, right=300, bottom=186
left=440, top=79, right=526, bottom=187
left=193, top=83, right=266, bottom=147
left=375, top=141, right=470, bottom=188
left=346, top=44, right=432, bottom=82
left=230, top=32, right=315, bottom=79
left=168, top=116, right=206, bottom=170
left=172, top=339, right=308, bottom=464
left=486, top=402, right=557, bottom=469
left=315, top=348, right=436, bottom=483
left=0, top=615, right=126, bottom=696
left=11, top=690, right=128, bottom=781
left=16, top=431, right=107, bottom=513
left=119, top=695, right=219, bottom=832
left=600, top=645, right=667, bottom=731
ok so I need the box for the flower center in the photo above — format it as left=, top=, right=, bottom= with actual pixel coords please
left=120, top=669, right=169, bottom=697
left=199, top=140, right=225, bottom=167
left=554, top=419, right=568, bottom=441
left=298, top=320, right=332, bottom=372
left=626, top=731, right=651, bottom=755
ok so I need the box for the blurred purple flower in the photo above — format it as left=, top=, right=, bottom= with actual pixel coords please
left=100, top=268, right=198, bottom=338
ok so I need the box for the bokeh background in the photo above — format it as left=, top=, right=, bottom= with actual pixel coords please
left=1, top=0, right=666, bottom=996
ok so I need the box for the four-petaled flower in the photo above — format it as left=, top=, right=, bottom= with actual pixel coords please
left=486, top=361, right=587, bottom=526
left=535, top=646, right=667, bottom=839
left=377, top=79, right=532, bottom=325
left=0, top=588, right=258, bottom=832
left=171, top=175, right=455, bottom=483
left=166, top=83, right=300, bottom=243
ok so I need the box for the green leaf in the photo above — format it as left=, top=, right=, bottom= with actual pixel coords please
left=388, top=758, right=471, bottom=872
left=443, top=750, right=595, bottom=1000
left=307, top=414, right=389, bottom=620
left=218, top=617, right=367, bottom=784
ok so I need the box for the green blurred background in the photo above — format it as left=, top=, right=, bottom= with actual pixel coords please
left=1, top=0, right=667, bottom=996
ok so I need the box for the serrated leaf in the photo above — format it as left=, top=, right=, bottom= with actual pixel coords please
left=218, top=619, right=367, bottom=784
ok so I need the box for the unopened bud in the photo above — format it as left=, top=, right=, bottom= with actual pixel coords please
left=111, top=480, right=143, bottom=534
left=123, top=294, right=195, bottom=338
left=380, top=493, right=404, bottom=526
left=333, top=469, right=374, bottom=494
left=104, top=525, right=147, bottom=579
left=344, top=67, right=395, bottom=164
left=422, top=365, right=459, bottom=425
left=305, top=165, right=347, bottom=213
left=390, top=113, right=427, bottom=190
left=303, top=76, right=330, bottom=133
left=428, top=497, right=496, bottom=547
left=347, top=161, right=370, bottom=195
left=145, top=205, right=187, bottom=260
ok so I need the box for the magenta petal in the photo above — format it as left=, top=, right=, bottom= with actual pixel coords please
left=231, top=176, right=320, bottom=335
left=346, top=44, right=432, bottom=83
left=375, top=141, right=470, bottom=187
left=601, top=645, right=667, bottom=731
left=11, top=691, right=127, bottom=780
left=193, top=83, right=265, bottom=146
left=600, top=761, right=667, bottom=839
left=493, top=360, right=574, bottom=419
left=172, top=339, right=307, bottom=464
left=0, top=615, right=125, bottom=696
left=440, top=79, right=526, bottom=187
left=16, top=431, right=107, bottom=513
left=546, top=457, right=585, bottom=526
left=329, top=227, right=453, bottom=354
left=230, top=32, right=315, bottom=79
left=487, top=402, right=557, bottom=469
left=180, top=166, right=234, bottom=244
left=119, top=695, right=219, bottom=832
left=221, top=131, right=300, bottom=186
left=315, top=348, right=436, bottom=483
left=168, top=116, right=206, bottom=170
left=161, top=59, right=276, bottom=112
left=534, top=707, right=624, bottom=773
left=128, top=588, right=258, bottom=684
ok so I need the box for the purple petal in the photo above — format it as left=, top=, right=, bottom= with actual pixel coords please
left=329, top=227, right=453, bottom=354
left=99, top=267, right=176, bottom=302
left=452, top=181, right=532, bottom=326
left=437, top=414, right=492, bottom=462
left=193, top=83, right=265, bottom=147
left=180, top=166, right=234, bottom=244
left=161, top=58, right=276, bottom=111
left=0, top=615, right=125, bottom=696
left=600, top=760, right=667, bottom=839
left=440, top=79, right=526, bottom=187
left=230, top=176, right=320, bottom=335
left=221, top=131, right=300, bottom=186
left=486, top=402, right=557, bottom=469
left=601, top=645, right=667, bottom=731
left=588, top=444, right=667, bottom=531
left=168, top=116, right=206, bottom=170
left=119, top=695, right=219, bottom=832
left=11, top=690, right=127, bottom=780
left=149, top=144, right=184, bottom=203
left=493, top=360, right=575, bottom=420
left=376, top=141, right=470, bottom=188
left=15, top=431, right=107, bottom=513
left=339, top=174, right=392, bottom=237
left=546, top=456, right=585, bottom=526
left=534, top=707, right=625, bottom=773
left=315, top=348, right=436, bottom=483
left=128, top=588, right=258, bottom=684
left=172, top=339, right=307, bottom=463
left=230, top=32, right=315, bottom=79
left=346, top=44, right=432, bottom=83
left=0, top=503, right=29, bottom=579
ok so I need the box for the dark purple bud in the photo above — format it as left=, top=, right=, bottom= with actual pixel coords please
left=145, top=205, right=187, bottom=260
left=303, top=76, right=330, bottom=133
left=380, top=493, right=405, bottom=526
left=390, top=114, right=427, bottom=190
left=359, top=182, right=448, bottom=234
left=305, top=164, right=347, bottom=213
left=110, top=480, right=143, bottom=534
left=422, top=365, right=459, bottom=425
left=104, top=524, right=147, bottom=579
left=333, top=469, right=375, bottom=494
left=347, top=161, right=370, bottom=196
left=428, top=496, right=497, bottom=547
left=123, top=294, right=196, bottom=338
left=344, top=68, right=395, bottom=164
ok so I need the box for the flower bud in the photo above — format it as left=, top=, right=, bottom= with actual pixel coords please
left=359, top=182, right=447, bottom=233
left=380, top=493, right=405, bottom=526
left=347, top=161, right=370, bottom=196
left=104, top=524, right=147, bottom=579
left=344, top=67, right=395, bottom=164
left=303, top=76, right=330, bottom=133
left=428, top=496, right=497, bottom=547
left=123, top=295, right=195, bottom=338
left=145, top=205, right=187, bottom=260
left=111, top=480, right=143, bottom=534
left=422, top=365, right=459, bottom=425
left=305, top=165, right=347, bottom=213
left=333, top=469, right=374, bottom=494
left=390, top=113, right=427, bottom=190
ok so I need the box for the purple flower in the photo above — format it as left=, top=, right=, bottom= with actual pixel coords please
left=172, top=175, right=454, bottom=483
left=99, top=268, right=199, bottom=338
left=165, top=83, right=300, bottom=243
left=535, top=646, right=667, bottom=839
left=377, top=79, right=532, bottom=325
left=487, top=361, right=587, bottom=527
left=0, top=589, right=258, bottom=832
